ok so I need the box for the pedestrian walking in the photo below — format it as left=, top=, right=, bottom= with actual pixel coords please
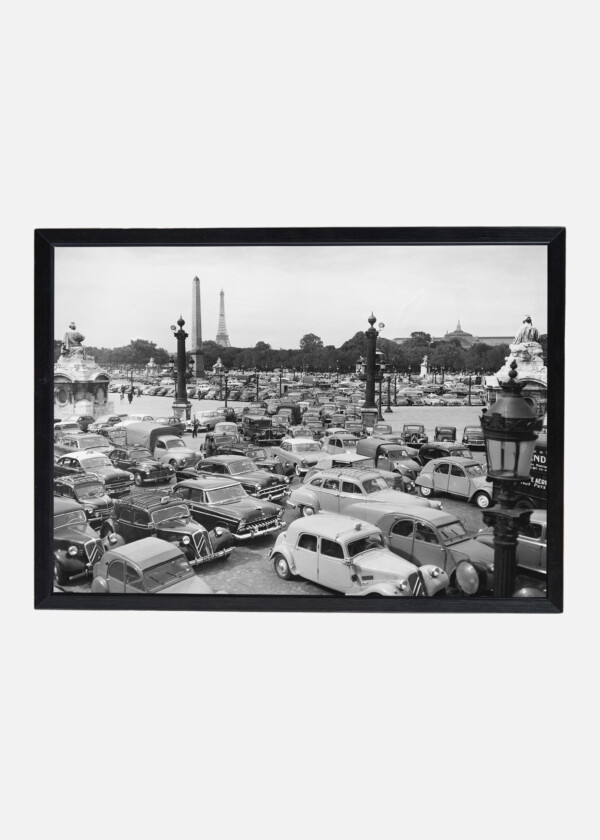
left=192, top=417, right=199, bottom=438
left=128, top=389, right=134, bottom=405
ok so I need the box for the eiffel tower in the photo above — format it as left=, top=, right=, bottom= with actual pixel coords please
left=215, top=289, right=231, bottom=347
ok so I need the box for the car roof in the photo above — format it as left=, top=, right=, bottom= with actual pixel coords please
left=203, top=455, right=248, bottom=463
left=426, top=456, right=477, bottom=465
left=176, top=476, right=240, bottom=489
left=107, top=537, right=184, bottom=568
left=54, top=496, right=85, bottom=514
left=377, top=508, right=462, bottom=527
left=56, top=474, right=104, bottom=487
left=115, top=492, right=184, bottom=511
left=67, top=451, right=109, bottom=461
left=287, top=512, right=380, bottom=539
left=312, top=467, right=382, bottom=480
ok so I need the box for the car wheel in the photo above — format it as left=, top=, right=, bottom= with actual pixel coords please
left=475, top=492, right=491, bottom=509
left=515, top=498, right=534, bottom=511
left=54, top=562, right=68, bottom=587
left=273, top=553, right=292, bottom=580
left=134, top=472, right=143, bottom=487
left=294, top=463, right=302, bottom=477
left=301, top=505, right=315, bottom=517
left=419, top=486, right=433, bottom=497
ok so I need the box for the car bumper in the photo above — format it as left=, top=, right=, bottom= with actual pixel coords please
left=254, top=486, right=290, bottom=502
left=236, top=520, right=283, bottom=540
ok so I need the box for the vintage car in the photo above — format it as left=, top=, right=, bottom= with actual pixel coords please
left=88, top=414, right=122, bottom=433
left=356, top=437, right=421, bottom=491
left=106, top=493, right=234, bottom=565
left=423, top=396, right=444, bottom=406
left=320, top=403, right=338, bottom=421
left=372, top=423, right=393, bottom=437
left=55, top=451, right=135, bottom=496
left=374, top=508, right=494, bottom=586
left=147, top=434, right=199, bottom=469
left=286, top=426, right=314, bottom=439
left=182, top=455, right=290, bottom=502
left=302, top=453, right=406, bottom=492
left=212, top=441, right=289, bottom=475
left=153, top=416, right=186, bottom=436
left=64, top=414, right=95, bottom=431
left=288, top=467, right=442, bottom=520
left=434, top=426, right=457, bottom=442
left=53, top=496, right=120, bottom=586
left=107, top=444, right=174, bottom=486
left=90, top=537, right=214, bottom=594
left=416, top=457, right=492, bottom=508
left=320, top=433, right=360, bottom=456
left=172, top=476, right=285, bottom=540
left=111, top=414, right=156, bottom=429
left=271, top=438, right=323, bottom=476
left=187, top=409, right=227, bottom=432
left=54, top=420, right=83, bottom=440
left=241, top=414, right=281, bottom=445
left=54, top=433, right=112, bottom=456
left=54, top=474, right=114, bottom=529
left=462, top=425, right=486, bottom=449
left=344, top=419, right=364, bottom=435
left=320, top=426, right=347, bottom=440
left=418, top=441, right=474, bottom=466
left=269, top=514, right=449, bottom=597
left=440, top=396, right=465, bottom=407
left=399, top=424, right=429, bottom=445
left=462, top=509, right=548, bottom=596
left=213, top=421, right=239, bottom=438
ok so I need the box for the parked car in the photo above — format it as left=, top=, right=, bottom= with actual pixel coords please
left=434, top=426, right=457, bottom=442
left=91, top=537, right=214, bottom=594
left=416, top=457, right=492, bottom=508
left=88, top=414, right=122, bottom=433
left=111, top=414, right=156, bottom=429
left=355, top=437, right=421, bottom=490
left=188, top=410, right=227, bottom=432
left=212, top=441, right=289, bottom=475
left=55, top=452, right=135, bottom=496
left=240, top=414, right=278, bottom=445
left=302, top=453, right=406, bottom=492
left=374, top=508, right=495, bottom=586
left=423, top=396, right=444, bottom=406
left=269, top=514, right=449, bottom=597
left=440, top=396, right=464, bottom=407
left=213, top=421, right=239, bottom=439
left=53, top=496, right=119, bottom=586
left=271, top=438, right=323, bottom=477
left=462, top=425, right=486, bottom=449
left=181, top=455, right=290, bottom=502
left=172, top=476, right=285, bottom=540
left=286, top=426, right=314, bottom=439
left=399, top=424, right=429, bottom=445
left=54, top=475, right=114, bottom=529
left=106, top=493, right=234, bottom=565
left=65, top=414, right=95, bottom=432
left=466, top=509, right=548, bottom=596
left=288, top=467, right=442, bottom=520
left=320, top=434, right=360, bottom=455
left=153, top=416, right=186, bottom=436
left=122, top=423, right=200, bottom=469
left=106, top=444, right=174, bottom=486
left=54, top=433, right=112, bottom=456
left=418, top=442, right=474, bottom=466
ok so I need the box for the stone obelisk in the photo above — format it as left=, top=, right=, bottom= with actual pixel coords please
left=190, top=276, right=204, bottom=378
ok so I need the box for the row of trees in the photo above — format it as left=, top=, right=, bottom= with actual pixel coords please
left=55, top=332, right=547, bottom=374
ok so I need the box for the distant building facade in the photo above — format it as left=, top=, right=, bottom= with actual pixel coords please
left=393, top=321, right=512, bottom=349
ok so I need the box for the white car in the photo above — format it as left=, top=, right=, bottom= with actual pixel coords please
left=111, top=414, right=155, bottom=429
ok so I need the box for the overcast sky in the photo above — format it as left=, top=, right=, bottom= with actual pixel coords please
left=55, top=245, right=547, bottom=349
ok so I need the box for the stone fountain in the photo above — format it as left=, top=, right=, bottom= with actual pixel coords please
left=485, top=316, right=547, bottom=417
left=54, top=322, right=114, bottom=418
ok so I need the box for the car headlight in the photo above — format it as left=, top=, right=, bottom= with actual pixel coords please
left=302, top=458, right=307, bottom=466
left=127, top=472, right=135, bottom=480
left=238, top=518, right=246, bottom=529
left=85, top=506, right=94, bottom=515
left=396, top=580, right=408, bottom=592
left=429, top=567, right=443, bottom=579
left=455, top=561, right=485, bottom=595
left=181, top=536, right=191, bottom=545
left=108, top=534, right=118, bottom=545
left=167, top=465, right=174, bottom=472
left=67, top=545, right=78, bottom=556
left=215, top=527, right=224, bottom=537
left=254, top=484, right=261, bottom=492
left=276, top=509, right=284, bottom=519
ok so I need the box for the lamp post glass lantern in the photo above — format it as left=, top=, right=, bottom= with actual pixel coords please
left=479, top=361, right=544, bottom=597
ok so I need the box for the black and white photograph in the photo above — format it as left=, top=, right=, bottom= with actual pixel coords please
left=40, top=231, right=562, bottom=609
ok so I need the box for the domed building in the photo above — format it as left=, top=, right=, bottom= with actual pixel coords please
left=440, top=320, right=478, bottom=350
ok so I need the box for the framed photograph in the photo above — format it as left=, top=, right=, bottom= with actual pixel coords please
left=35, top=227, right=564, bottom=612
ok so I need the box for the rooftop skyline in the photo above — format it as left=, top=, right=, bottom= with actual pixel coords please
left=55, top=245, right=547, bottom=349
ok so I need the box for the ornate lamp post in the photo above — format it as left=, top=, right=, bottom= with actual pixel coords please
left=255, top=367, right=260, bottom=401
left=477, top=361, right=543, bottom=597
left=356, top=314, right=380, bottom=431
left=170, top=316, right=192, bottom=420
left=408, top=365, right=412, bottom=384
left=213, top=358, right=225, bottom=401
left=393, top=372, right=398, bottom=405
left=279, top=366, right=283, bottom=397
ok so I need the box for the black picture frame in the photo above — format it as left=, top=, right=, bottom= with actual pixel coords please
left=35, top=227, right=565, bottom=613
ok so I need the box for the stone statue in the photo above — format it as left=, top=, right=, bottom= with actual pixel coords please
left=513, top=315, right=539, bottom=346
left=422, top=354, right=428, bottom=365
left=62, top=322, right=86, bottom=357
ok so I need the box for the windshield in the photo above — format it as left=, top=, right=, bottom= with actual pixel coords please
left=81, top=456, right=111, bottom=469
left=384, top=448, right=409, bottom=460
left=340, top=439, right=357, bottom=448
left=405, top=426, right=423, bottom=432
left=347, top=533, right=385, bottom=558
left=248, top=448, right=267, bottom=461
left=465, top=463, right=485, bottom=477
left=166, top=439, right=185, bottom=449
left=292, top=442, right=320, bottom=453
left=143, top=555, right=194, bottom=592
left=438, top=520, right=468, bottom=543
left=362, top=476, right=388, bottom=493
left=73, top=483, right=105, bottom=500
left=128, top=449, right=154, bottom=462
left=151, top=504, right=191, bottom=525
left=54, top=510, right=87, bottom=528
left=228, top=459, right=255, bottom=475
left=206, top=485, right=247, bottom=504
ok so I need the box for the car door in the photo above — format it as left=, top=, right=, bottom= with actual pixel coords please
left=412, top=521, right=448, bottom=568
left=447, top=463, right=470, bottom=497
left=387, top=517, right=416, bottom=560
left=318, top=477, right=340, bottom=513
left=124, top=562, right=146, bottom=593
left=517, top=520, right=545, bottom=572
left=432, top=462, right=450, bottom=493
left=154, top=440, right=167, bottom=462
left=106, top=559, right=127, bottom=593
left=339, top=479, right=364, bottom=516
left=318, top=537, right=353, bottom=592
left=115, top=506, right=137, bottom=542
left=293, top=532, right=319, bottom=581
